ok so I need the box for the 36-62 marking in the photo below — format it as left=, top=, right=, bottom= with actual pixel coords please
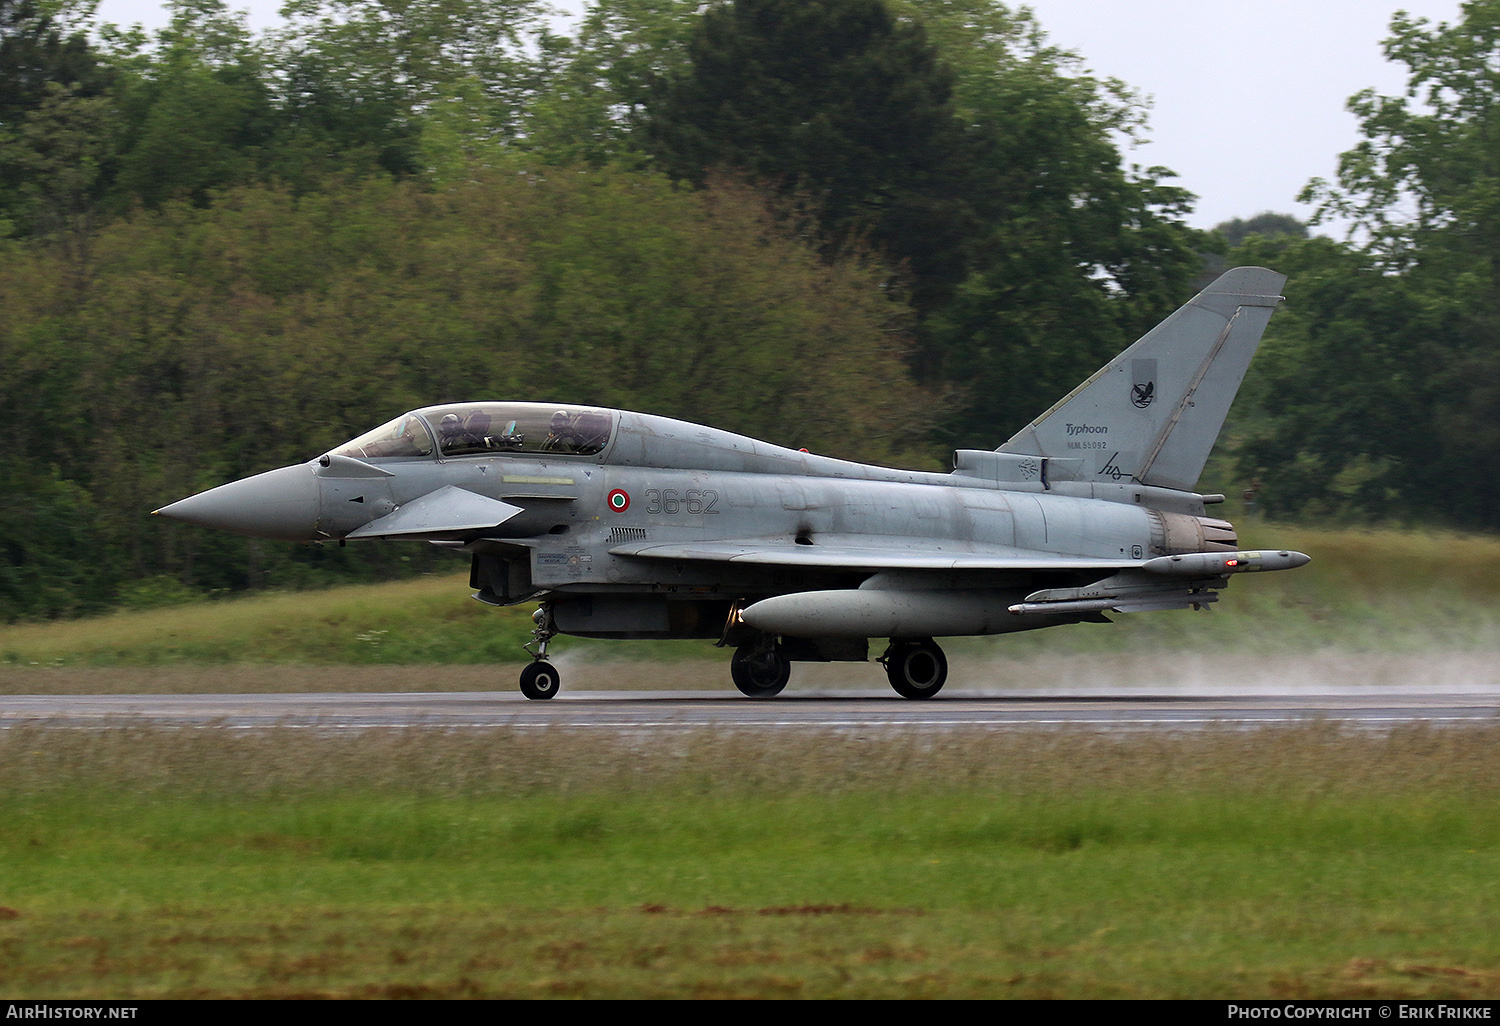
left=644, top=488, right=719, bottom=515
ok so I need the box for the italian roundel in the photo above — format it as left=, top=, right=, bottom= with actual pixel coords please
left=607, top=489, right=630, bottom=512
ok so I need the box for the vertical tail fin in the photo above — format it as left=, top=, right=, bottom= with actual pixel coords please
left=997, top=266, right=1286, bottom=492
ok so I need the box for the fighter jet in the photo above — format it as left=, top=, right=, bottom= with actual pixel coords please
left=156, top=266, right=1309, bottom=700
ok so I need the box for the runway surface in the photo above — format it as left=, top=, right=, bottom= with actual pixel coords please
left=4, top=683, right=1498, bottom=730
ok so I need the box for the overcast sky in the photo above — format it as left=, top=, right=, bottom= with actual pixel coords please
left=1020, top=0, right=1463, bottom=233
left=90, top=0, right=1467, bottom=233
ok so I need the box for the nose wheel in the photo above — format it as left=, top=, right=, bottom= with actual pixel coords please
left=520, top=603, right=560, bottom=700
left=881, top=638, right=947, bottom=699
left=519, top=660, right=560, bottom=700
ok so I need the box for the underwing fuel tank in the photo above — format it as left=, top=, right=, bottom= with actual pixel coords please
left=742, top=589, right=1034, bottom=638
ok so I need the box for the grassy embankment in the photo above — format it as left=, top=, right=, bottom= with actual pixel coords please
left=2, top=723, right=1498, bottom=998
left=2, top=523, right=1498, bottom=679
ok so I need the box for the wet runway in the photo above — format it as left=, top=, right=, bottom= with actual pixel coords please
left=3, top=684, right=1498, bottom=730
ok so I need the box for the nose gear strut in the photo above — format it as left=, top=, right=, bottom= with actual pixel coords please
left=519, top=602, right=560, bottom=700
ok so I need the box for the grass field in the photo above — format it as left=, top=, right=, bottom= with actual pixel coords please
left=3, top=524, right=1498, bottom=997
left=2, top=723, right=1499, bottom=998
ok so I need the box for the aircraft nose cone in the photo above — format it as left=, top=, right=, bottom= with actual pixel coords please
left=154, top=464, right=320, bottom=541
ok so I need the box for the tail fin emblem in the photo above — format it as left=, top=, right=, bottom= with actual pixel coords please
left=1131, top=358, right=1157, bottom=408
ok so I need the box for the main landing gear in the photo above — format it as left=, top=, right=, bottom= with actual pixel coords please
left=725, top=633, right=948, bottom=700
left=520, top=603, right=560, bottom=700
left=880, top=638, right=948, bottom=699
left=730, top=636, right=791, bottom=698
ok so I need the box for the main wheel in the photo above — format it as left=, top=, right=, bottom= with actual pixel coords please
left=520, top=660, right=561, bottom=700
left=730, top=640, right=791, bottom=697
left=884, top=639, right=947, bottom=699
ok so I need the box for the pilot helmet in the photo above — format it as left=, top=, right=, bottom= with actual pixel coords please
left=550, top=410, right=571, bottom=431
left=440, top=413, right=462, bottom=435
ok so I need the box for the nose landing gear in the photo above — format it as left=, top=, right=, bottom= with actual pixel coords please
left=520, top=603, right=560, bottom=700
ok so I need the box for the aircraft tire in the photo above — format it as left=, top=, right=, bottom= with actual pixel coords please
left=885, top=639, right=947, bottom=699
left=520, top=661, right=561, bottom=700
left=730, top=640, right=791, bottom=698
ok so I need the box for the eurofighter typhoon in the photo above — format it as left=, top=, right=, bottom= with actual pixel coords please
left=156, top=266, right=1308, bottom=699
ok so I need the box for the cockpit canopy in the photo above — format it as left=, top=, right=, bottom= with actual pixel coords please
left=330, top=403, right=616, bottom=461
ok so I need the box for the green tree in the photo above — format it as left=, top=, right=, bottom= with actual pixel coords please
left=0, top=461, right=108, bottom=620
left=1198, top=212, right=1306, bottom=283
left=1304, top=1, right=1500, bottom=277
left=0, top=165, right=934, bottom=614
left=1238, top=1, right=1500, bottom=528
left=274, top=0, right=554, bottom=176
left=0, top=0, right=114, bottom=233
left=2, top=80, right=115, bottom=268
left=1215, top=212, right=1308, bottom=249
left=896, top=0, right=1204, bottom=445
left=107, top=0, right=278, bottom=208
left=518, top=0, right=700, bottom=167
left=268, top=41, right=422, bottom=183
left=0, top=0, right=110, bottom=122
left=1228, top=234, right=1444, bottom=520
left=643, top=0, right=984, bottom=318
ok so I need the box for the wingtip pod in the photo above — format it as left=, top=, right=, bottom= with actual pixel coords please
left=998, top=266, right=1288, bottom=493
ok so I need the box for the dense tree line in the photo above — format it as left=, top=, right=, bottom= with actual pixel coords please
left=0, top=167, right=927, bottom=618
left=9, top=0, right=1500, bottom=620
